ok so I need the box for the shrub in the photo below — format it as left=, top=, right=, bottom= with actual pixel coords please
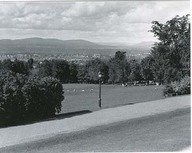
left=177, top=76, right=190, bottom=95
left=22, top=77, right=64, bottom=121
left=0, top=71, right=27, bottom=125
left=0, top=71, right=64, bottom=126
left=163, top=76, right=190, bottom=96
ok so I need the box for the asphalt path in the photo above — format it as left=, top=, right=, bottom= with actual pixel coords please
left=1, top=108, right=190, bottom=152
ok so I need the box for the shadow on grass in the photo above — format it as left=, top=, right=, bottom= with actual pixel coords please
left=0, top=110, right=92, bottom=129
left=49, top=110, right=92, bottom=120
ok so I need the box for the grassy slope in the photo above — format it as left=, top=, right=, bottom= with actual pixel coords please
left=61, top=84, right=164, bottom=114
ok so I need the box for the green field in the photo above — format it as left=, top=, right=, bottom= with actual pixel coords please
left=61, top=84, right=165, bottom=114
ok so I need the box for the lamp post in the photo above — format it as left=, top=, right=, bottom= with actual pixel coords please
left=98, top=71, right=102, bottom=108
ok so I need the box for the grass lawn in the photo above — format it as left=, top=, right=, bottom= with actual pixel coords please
left=60, top=84, right=165, bottom=114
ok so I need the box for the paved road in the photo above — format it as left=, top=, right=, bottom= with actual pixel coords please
left=1, top=108, right=190, bottom=152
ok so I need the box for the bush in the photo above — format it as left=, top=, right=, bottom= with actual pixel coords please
left=177, top=76, right=190, bottom=95
left=0, top=71, right=27, bottom=125
left=163, top=76, right=190, bottom=96
left=0, top=71, right=64, bottom=126
left=22, top=77, right=64, bottom=121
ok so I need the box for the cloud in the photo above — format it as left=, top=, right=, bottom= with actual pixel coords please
left=0, top=1, right=189, bottom=43
left=0, top=2, right=138, bottom=31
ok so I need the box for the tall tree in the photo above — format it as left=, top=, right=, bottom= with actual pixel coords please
left=69, top=62, right=78, bottom=83
left=77, top=64, right=88, bottom=83
left=128, top=59, right=142, bottom=83
left=51, top=60, right=70, bottom=83
left=38, top=60, right=53, bottom=78
left=85, top=58, right=109, bottom=83
left=150, top=14, right=190, bottom=83
left=140, top=56, right=154, bottom=82
left=108, top=51, right=130, bottom=84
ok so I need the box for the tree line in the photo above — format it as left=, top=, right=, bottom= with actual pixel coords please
left=0, top=53, right=154, bottom=85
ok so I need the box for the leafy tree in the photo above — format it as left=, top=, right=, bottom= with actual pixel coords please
left=140, top=56, right=154, bottom=82
left=128, top=59, right=142, bottom=82
left=27, top=58, right=34, bottom=69
left=98, top=60, right=109, bottom=83
left=26, top=58, right=34, bottom=76
left=150, top=44, right=168, bottom=84
left=108, top=57, right=116, bottom=84
left=108, top=51, right=130, bottom=84
left=85, top=58, right=109, bottom=83
left=0, top=60, right=2, bottom=69
left=1, top=59, right=12, bottom=71
left=69, top=62, right=78, bottom=83
left=38, top=60, right=53, bottom=78
left=0, top=59, right=30, bottom=76
left=150, top=14, right=190, bottom=83
left=11, top=59, right=29, bottom=75
left=77, top=64, right=88, bottom=83
left=51, top=60, right=70, bottom=83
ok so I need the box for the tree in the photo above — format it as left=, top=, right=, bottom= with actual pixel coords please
left=0, top=60, right=2, bottom=69
left=1, top=59, right=12, bottom=71
left=85, top=58, right=109, bottom=83
left=108, top=57, right=116, bottom=84
left=108, top=51, right=130, bottom=84
left=128, top=59, right=142, bottom=83
left=150, top=14, right=190, bottom=83
left=26, top=58, right=34, bottom=76
left=69, top=62, right=78, bottom=83
left=150, top=44, right=168, bottom=84
left=38, top=60, right=53, bottom=78
left=11, top=59, right=29, bottom=75
left=51, top=60, right=70, bottom=83
left=1, top=59, right=30, bottom=76
left=27, top=58, right=34, bottom=70
left=77, top=64, right=88, bottom=83
left=140, top=56, right=154, bottom=82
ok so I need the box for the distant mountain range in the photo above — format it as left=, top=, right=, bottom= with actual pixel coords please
left=0, top=37, right=154, bottom=55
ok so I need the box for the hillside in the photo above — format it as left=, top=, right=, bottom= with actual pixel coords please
left=0, top=38, right=153, bottom=55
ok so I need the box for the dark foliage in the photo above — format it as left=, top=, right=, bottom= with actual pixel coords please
left=140, top=56, right=154, bottom=82
left=150, top=15, right=190, bottom=84
left=0, top=71, right=28, bottom=125
left=128, top=59, right=142, bottom=83
left=0, top=71, right=64, bottom=126
left=51, top=59, right=70, bottom=83
left=163, top=76, right=190, bottom=96
left=108, top=51, right=130, bottom=84
left=69, top=62, right=78, bottom=83
left=85, top=58, right=109, bottom=83
left=22, top=77, right=64, bottom=121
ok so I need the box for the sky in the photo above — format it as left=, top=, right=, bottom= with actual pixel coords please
left=0, top=1, right=190, bottom=45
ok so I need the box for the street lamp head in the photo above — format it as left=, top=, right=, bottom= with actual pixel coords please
left=98, top=71, right=102, bottom=78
